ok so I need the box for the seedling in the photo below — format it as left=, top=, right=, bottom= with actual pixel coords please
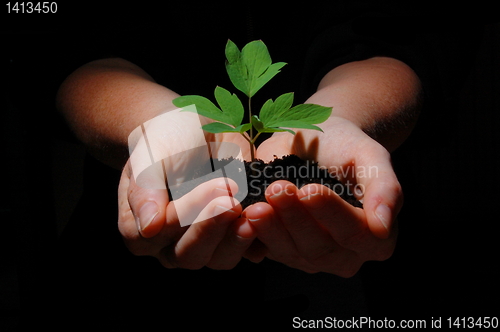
left=173, top=40, right=332, bottom=161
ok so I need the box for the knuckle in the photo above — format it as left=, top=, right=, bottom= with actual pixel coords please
left=390, top=181, right=404, bottom=201
left=361, top=140, right=390, bottom=162
left=377, top=176, right=402, bottom=198
left=127, top=186, right=146, bottom=208
left=380, top=177, right=404, bottom=207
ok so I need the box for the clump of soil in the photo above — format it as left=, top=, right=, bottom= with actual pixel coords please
left=168, top=154, right=363, bottom=210
left=240, top=154, right=362, bottom=209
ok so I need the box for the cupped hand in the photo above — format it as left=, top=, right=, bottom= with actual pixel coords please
left=117, top=109, right=257, bottom=270
left=243, top=116, right=402, bottom=276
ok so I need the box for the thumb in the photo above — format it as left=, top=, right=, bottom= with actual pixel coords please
left=127, top=160, right=169, bottom=238
left=356, top=147, right=403, bottom=239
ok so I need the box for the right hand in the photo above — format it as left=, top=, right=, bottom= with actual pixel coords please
left=242, top=117, right=401, bottom=276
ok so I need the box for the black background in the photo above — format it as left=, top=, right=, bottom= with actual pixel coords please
left=1, top=2, right=499, bottom=330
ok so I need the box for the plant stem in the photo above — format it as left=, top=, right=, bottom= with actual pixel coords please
left=251, top=132, right=261, bottom=146
left=240, top=132, right=255, bottom=162
left=250, top=142, right=255, bottom=162
left=247, top=132, right=262, bottom=162
left=247, top=96, right=256, bottom=161
left=248, top=97, right=253, bottom=141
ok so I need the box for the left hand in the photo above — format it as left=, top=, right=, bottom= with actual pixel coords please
left=242, top=116, right=403, bottom=277
left=118, top=109, right=258, bottom=270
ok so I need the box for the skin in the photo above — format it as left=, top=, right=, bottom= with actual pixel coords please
left=57, top=55, right=422, bottom=276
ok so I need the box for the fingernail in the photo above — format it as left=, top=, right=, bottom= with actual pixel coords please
left=248, top=217, right=271, bottom=231
left=215, top=187, right=233, bottom=196
left=375, top=204, right=391, bottom=231
left=213, top=205, right=237, bottom=224
left=269, top=186, right=294, bottom=209
left=138, top=201, right=159, bottom=232
left=300, top=193, right=323, bottom=209
left=214, top=205, right=236, bottom=216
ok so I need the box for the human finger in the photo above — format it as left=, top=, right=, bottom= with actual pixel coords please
left=243, top=201, right=301, bottom=266
left=298, top=183, right=396, bottom=262
left=264, top=181, right=339, bottom=263
left=168, top=177, right=239, bottom=227
left=160, top=195, right=242, bottom=269
left=206, top=217, right=257, bottom=270
left=121, top=160, right=169, bottom=239
left=351, top=144, right=403, bottom=239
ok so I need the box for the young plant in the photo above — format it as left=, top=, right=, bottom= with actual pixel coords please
left=172, top=40, right=332, bottom=161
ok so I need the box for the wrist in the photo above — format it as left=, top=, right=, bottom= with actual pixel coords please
left=57, top=58, right=182, bottom=169
left=304, top=57, right=422, bottom=152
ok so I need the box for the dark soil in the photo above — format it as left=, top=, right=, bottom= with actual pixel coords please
left=168, top=154, right=363, bottom=210
left=240, top=154, right=363, bottom=209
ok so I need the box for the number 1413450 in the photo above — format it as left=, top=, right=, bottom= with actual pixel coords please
left=6, top=2, right=57, bottom=13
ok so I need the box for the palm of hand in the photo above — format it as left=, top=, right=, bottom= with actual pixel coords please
left=241, top=123, right=401, bottom=275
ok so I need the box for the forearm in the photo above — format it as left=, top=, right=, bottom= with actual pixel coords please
left=56, top=58, right=180, bottom=169
left=305, top=56, right=423, bottom=152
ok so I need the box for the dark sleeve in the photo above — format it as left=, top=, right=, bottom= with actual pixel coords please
left=300, top=14, right=426, bottom=98
left=300, top=11, right=484, bottom=110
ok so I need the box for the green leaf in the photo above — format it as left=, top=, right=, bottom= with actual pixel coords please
left=225, top=63, right=248, bottom=97
left=274, top=92, right=294, bottom=112
left=251, top=115, right=264, bottom=132
left=225, top=39, right=241, bottom=64
left=249, top=62, right=286, bottom=97
left=225, top=40, right=249, bottom=96
left=234, top=123, right=252, bottom=133
left=225, top=39, right=286, bottom=97
left=285, top=104, right=332, bottom=124
left=260, top=126, right=296, bottom=134
left=260, top=127, right=295, bottom=135
left=176, top=40, right=332, bottom=143
left=201, top=122, right=238, bottom=134
left=257, top=91, right=332, bottom=134
left=173, top=95, right=229, bottom=123
left=241, top=40, right=272, bottom=79
left=252, top=115, right=295, bottom=134
left=260, top=92, right=294, bottom=124
left=265, top=103, right=332, bottom=128
left=269, top=120, right=323, bottom=132
left=214, top=86, right=244, bottom=127
left=200, top=122, right=253, bottom=135
left=173, top=87, right=246, bottom=128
